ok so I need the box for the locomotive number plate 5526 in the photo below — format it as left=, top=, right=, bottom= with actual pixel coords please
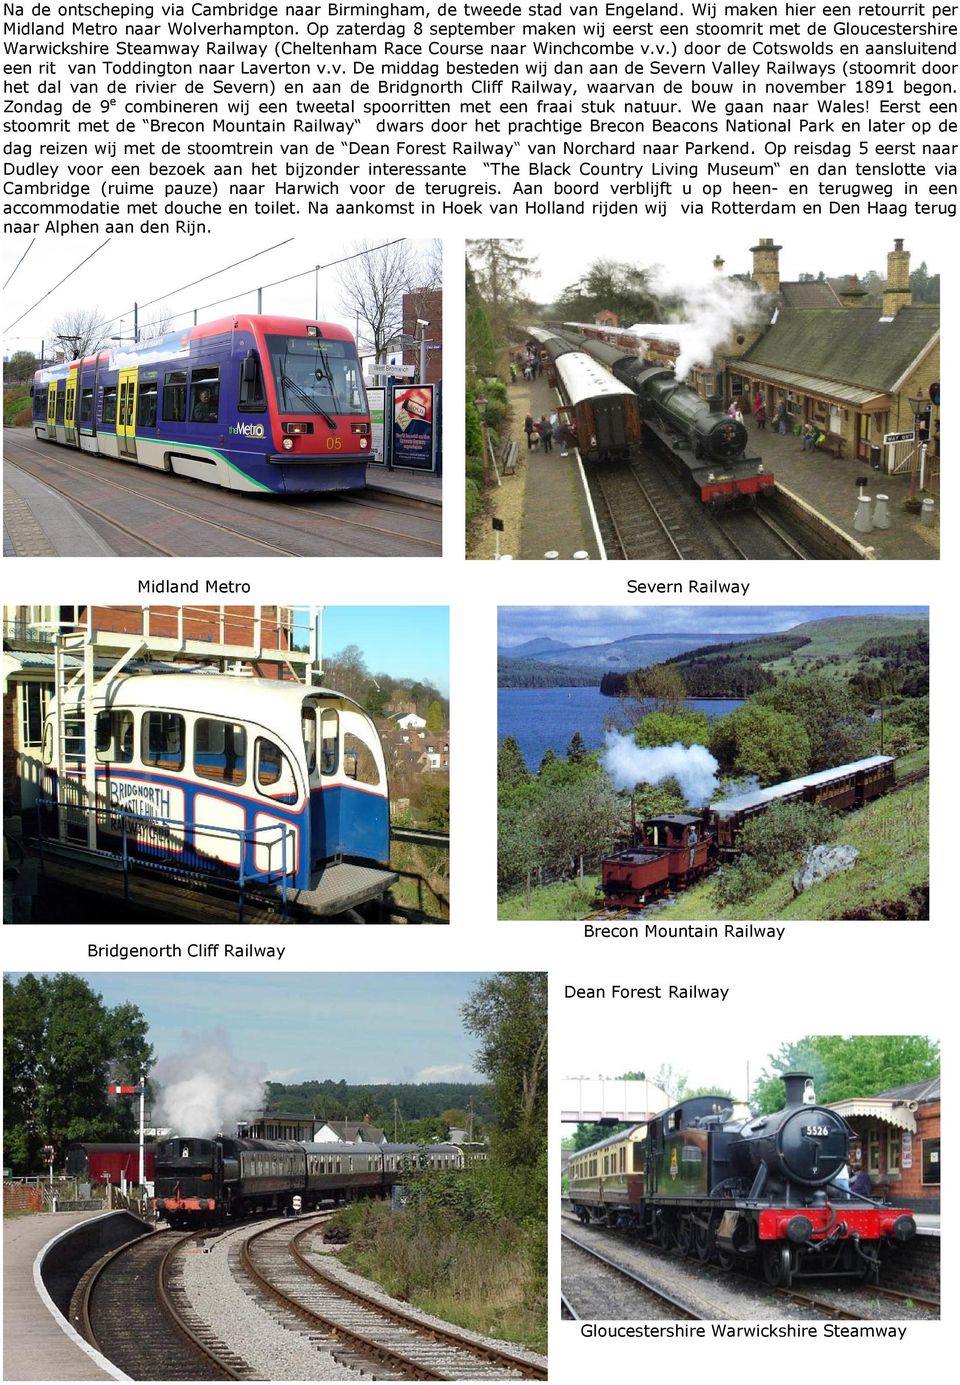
left=802, top=1126, right=832, bottom=1137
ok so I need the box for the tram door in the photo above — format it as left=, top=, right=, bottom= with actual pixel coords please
left=117, top=368, right=138, bottom=458
left=46, top=382, right=58, bottom=436
left=63, top=367, right=79, bottom=447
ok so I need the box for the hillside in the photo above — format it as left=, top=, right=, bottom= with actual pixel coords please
left=498, top=656, right=603, bottom=688
left=498, top=630, right=770, bottom=681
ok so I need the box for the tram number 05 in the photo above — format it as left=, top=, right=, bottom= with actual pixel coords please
left=326, top=436, right=343, bottom=450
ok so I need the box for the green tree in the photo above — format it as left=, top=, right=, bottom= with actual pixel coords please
left=425, top=699, right=444, bottom=732
left=538, top=747, right=558, bottom=775
left=3, top=974, right=153, bottom=1172
left=710, top=703, right=810, bottom=784
left=635, top=710, right=711, bottom=749
left=754, top=674, right=872, bottom=770
left=567, top=730, right=587, bottom=763
left=753, top=1035, right=939, bottom=1113
left=462, top=972, right=547, bottom=1168
left=497, top=736, right=530, bottom=786
left=466, top=239, right=538, bottom=344
left=713, top=801, right=833, bottom=908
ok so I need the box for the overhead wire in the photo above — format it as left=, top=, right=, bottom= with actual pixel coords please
left=2, top=237, right=35, bottom=290
left=4, top=240, right=111, bottom=333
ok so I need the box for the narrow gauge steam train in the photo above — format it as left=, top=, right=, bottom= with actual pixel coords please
left=65, top=1142, right=156, bottom=1185
left=40, top=672, right=390, bottom=892
left=568, top=330, right=774, bottom=505
left=527, top=327, right=642, bottom=463
left=601, top=755, right=895, bottom=909
left=154, top=1137, right=466, bottom=1226
left=30, top=315, right=372, bottom=493
left=568, top=1074, right=916, bottom=1289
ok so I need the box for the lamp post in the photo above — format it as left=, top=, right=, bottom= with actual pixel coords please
left=907, top=389, right=927, bottom=499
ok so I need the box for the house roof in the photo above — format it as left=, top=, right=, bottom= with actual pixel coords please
left=738, top=305, right=939, bottom=396
left=869, top=1077, right=940, bottom=1103
left=321, top=1119, right=387, bottom=1143
left=779, top=280, right=842, bottom=309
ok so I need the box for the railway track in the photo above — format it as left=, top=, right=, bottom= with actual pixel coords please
left=561, top=1229, right=706, bottom=1320
left=76, top=1228, right=251, bottom=1379
left=714, top=504, right=811, bottom=560
left=4, top=431, right=441, bottom=557
left=562, top=1214, right=938, bottom=1321
left=237, top=1216, right=546, bottom=1380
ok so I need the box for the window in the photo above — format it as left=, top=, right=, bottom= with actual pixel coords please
left=163, top=370, right=187, bottom=422
left=320, top=708, right=338, bottom=775
left=137, top=382, right=158, bottom=428
left=55, top=389, right=65, bottom=424
left=101, top=386, right=118, bottom=425
left=80, top=388, right=94, bottom=423
left=194, top=718, right=247, bottom=785
left=33, top=387, right=45, bottom=420
left=239, top=352, right=267, bottom=411
left=190, top=366, right=220, bottom=423
left=887, top=1130, right=902, bottom=1173
left=922, top=1138, right=940, bottom=1186
left=96, top=710, right=134, bottom=763
left=255, top=737, right=297, bottom=802
left=302, top=707, right=317, bottom=774
left=343, top=731, right=379, bottom=785
left=19, top=683, right=53, bottom=748
left=867, top=1128, right=881, bottom=1175
left=142, top=711, right=184, bottom=771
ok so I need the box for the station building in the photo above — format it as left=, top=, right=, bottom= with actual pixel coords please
left=724, top=238, right=940, bottom=471
left=827, top=1076, right=941, bottom=1213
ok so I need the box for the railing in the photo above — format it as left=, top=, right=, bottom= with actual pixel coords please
left=36, top=798, right=292, bottom=921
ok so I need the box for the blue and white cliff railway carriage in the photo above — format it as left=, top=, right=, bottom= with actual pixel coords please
left=30, top=315, right=372, bottom=494
left=40, top=671, right=390, bottom=892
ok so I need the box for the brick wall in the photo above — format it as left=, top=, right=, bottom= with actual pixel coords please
left=880, top=1232, right=940, bottom=1297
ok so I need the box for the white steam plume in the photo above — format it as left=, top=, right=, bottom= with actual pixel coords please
left=602, top=732, right=719, bottom=807
left=152, top=1031, right=267, bottom=1138
left=645, top=270, right=766, bottom=382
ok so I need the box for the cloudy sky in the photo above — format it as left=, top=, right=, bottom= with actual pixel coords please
left=499, top=606, right=927, bottom=650
left=490, top=227, right=941, bottom=303
left=12, top=973, right=490, bottom=1085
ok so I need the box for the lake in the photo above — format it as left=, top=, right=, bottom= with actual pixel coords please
left=499, top=685, right=745, bottom=770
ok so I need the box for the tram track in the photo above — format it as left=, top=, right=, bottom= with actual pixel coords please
left=75, top=1228, right=251, bottom=1379
left=236, top=1215, right=546, bottom=1379
left=4, top=432, right=441, bottom=557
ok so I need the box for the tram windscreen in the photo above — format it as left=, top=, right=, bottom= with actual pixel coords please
left=266, top=335, right=367, bottom=417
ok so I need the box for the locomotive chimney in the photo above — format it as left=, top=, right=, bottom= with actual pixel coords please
left=750, top=238, right=782, bottom=294
left=781, top=1072, right=815, bottom=1107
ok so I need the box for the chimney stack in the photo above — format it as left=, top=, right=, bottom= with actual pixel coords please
left=781, top=1072, right=815, bottom=1107
left=837, top=274, right=868, bottom=309
left=750, top=238, right=782, bottom=294
left=882, top=238, right=912, bottom=316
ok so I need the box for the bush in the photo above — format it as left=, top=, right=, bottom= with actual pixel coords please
left=465, top=393, right=483, bottom=456
left=483, top=399, right=506, bottom=429
left=466, top=477, right=481, bottom=523
left=713, top=801, right=833, bottom=908
left=482, top=377, right=508, bottom=404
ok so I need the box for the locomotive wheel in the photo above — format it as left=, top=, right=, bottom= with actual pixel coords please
left=762, top=1243, right=795, bottom=1289
left=695, top=1220, right=715, bottom=1263
left=677, top=1216, right=695, bottom=1257
left=856, top=1241, right=881, bottom=1284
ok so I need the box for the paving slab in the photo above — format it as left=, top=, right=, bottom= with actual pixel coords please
left=511, top=371, right=601, bottom=561
left=365, top=465, right=442, bottom=505
left=3, top=1211, right=117, bottom=1381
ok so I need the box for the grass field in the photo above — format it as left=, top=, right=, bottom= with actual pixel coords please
left=3, top=387, right=31, bottom=427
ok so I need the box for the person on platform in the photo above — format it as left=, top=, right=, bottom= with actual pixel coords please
left=539, top=414, right=554, bottom=452
left=524, top=414, right=537, bottom=449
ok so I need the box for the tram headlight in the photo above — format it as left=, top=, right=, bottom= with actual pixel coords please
left=282, top=436, right=295, bottom=450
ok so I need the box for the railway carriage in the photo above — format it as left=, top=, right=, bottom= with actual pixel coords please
left=31, top=315, right=372, bottom=494
left=65, top=1142, right=156, bottom=1185
left=568, top=1076, right=916, bottom=1288
left=528, top=327, right=642, bottom=463
left=599, top=757, right=897, bottom=906
left=155, top=1136, right=470, bottom=1225
left=40, top=672, right=390, bottom=892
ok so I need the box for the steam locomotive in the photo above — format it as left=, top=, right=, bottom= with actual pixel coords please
left=566, top=329, right=774, bottom=505
left=567, top=1073, right=916, bottom=1288
left=600, top=755, right=896, bottom=910
left=153, top=1136, right=466, bottom=1226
